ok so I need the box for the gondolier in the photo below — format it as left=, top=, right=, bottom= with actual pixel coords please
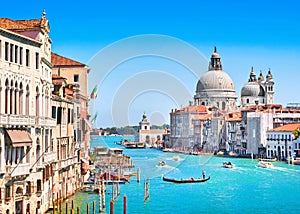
left=202, top=170, right=206, bottom=179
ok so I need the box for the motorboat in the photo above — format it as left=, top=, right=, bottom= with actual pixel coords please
left=158, top=161, right=166, bottom=166
left=223, top=161, right=235, bottom=168
left=257, top=161, right=274, bottom=168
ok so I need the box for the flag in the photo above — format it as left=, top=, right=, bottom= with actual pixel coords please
left=90, top=85, right=98, bottom=99
left=91, top=113, right=98, bottom=124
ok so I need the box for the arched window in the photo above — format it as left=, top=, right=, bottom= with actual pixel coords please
left=246, top=98, right=249, bottom=104
left=14, top=81, right=18, bottom=114
left=36, top=86, right=39, bottom=117
left=26, top=85, right=30, bottom=115
left=222, top=101, right=226, bottom=110
left=10, top=80, right=13, bottom=114
left=19, top=83, right=23, bottom=115
left=5, top=79, right=9, bottom=114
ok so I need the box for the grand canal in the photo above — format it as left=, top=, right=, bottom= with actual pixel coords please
left=64, top=136, right=300, bottom=214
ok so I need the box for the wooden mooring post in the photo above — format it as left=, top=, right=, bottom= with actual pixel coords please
left=123, top=194, right=127, bottom=214
left=144, top=179, right=150, bottom=201
left=110, top=199, right=114, bottom=214
left=137, top=168, right=141, bottom=183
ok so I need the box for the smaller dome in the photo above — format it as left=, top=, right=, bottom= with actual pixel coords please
left=258, top=72, right=264, bottom=81
left=241, top=82, right=260, bottom=97
left=266, top=69, right=273, bottom=79
left=142, top=113, right=147, bottom=119
left=211, top=52, right=220, bottom=58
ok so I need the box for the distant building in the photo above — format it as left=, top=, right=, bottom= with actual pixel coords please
left=138, top=113, right=167, bottom=148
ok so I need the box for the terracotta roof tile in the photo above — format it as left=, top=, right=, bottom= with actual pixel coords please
left=192, top=113, right=212, bottom=121
left=51, top=52, right=85, bottom=66
left=268, top=123, right=300, bottom=132
left=226, top=111, right=242, bottom=122
left=172, top=105, right=207, bottom=114
left=0, top=18, right=45, bottom=30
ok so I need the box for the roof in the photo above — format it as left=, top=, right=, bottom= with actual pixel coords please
left=226, top=112, right=242, bottom=122
left=51, top=52, right=85, bottom=67
left=242, top=104, right=283, bottom=112
left=172, top=105, right=207, bottom=114
left=268, top=123, right=300, bottom=132
left=192, top=113, right=212, bottom=121
left=0, top=18, right=46, bottom=30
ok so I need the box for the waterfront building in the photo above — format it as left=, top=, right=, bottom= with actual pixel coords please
left=191, top=113, right=212, bottom=152
left=194, top=47, right=238, bottom=111
left=241, top=67, right=275, bottom=107
left=51, top=75, right=81, bottom=202
left=0, top=12, right=56, bottom=213
left=51, top=53, right=91, bottom=158
left=138, top=113, right=168, bottom=148
left=266, top=123, right=300, bottom=160
left=169, top=105, right=209, bottom=150
left=224, top=111, right=243, bottom=154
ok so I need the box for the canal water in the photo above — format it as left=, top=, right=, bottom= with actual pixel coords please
left=64, top=136, right=300, bottom=214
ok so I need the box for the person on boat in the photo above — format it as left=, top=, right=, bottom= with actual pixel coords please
left=202, top=170, right=206, bottom=179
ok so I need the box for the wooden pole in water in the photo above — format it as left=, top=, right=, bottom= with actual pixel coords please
left=110, top=199, right=114, bottom=214
left=77, top=207, right=80, bottom=214
left=93, top=200, right=95, bottom=214
left=56, top=192, right=59, bottom=213
left=86, top=203, right=89, bottom=214
left=102, top=179, right=106, bottom=209
left=137, top=168, right=140, bottom=183
left=123, top=194, right=127, bottom=214
left=71, top=200, right=74, bottom=213
left=66, top=202, right=68, bottom=214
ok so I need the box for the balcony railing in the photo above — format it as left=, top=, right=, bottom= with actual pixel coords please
left=44, top=152, right=56, bottom=163
left=6, top=163, right=30, bottom=177
left=36, top=117, right=56, bottom=127
left=0, top=114, right=35, bottom=127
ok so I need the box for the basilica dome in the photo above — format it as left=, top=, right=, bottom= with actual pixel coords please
left=196, top=70, right=235, bottom=93
left=194, top=47, right=238, bottom=111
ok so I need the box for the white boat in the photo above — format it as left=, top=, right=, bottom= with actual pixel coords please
left=223, top=161, right=235, bottom=168
left=157, top=161, right=166, bottom=166
left=257, top=161, right=274, bottom=168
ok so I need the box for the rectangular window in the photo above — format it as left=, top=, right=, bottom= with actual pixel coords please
left=5, top=185, right=10, bottom=198
left=52, top=106, right=56, bottom=119
left=68, top=108, right=71, bottom=124
left=35, top=52, right=39, bottom=69
left=5, top=42, right=9, bottom=61
left=74, top=74, right=79, bottom=82
left=26, top=49, right=30, bottom=66
left=10, top=43, right=14, bottom=62
left=0, top=40, right=2, bottom=59
left=57, top=107, right=62, bottom=124
left=15, top=45, right=18, bottom=63
left=19, top=47, right=23, bottom=65
left=37, top=179, right=42, bottom=192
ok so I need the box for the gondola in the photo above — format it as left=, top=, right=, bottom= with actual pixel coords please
left=162, top=176, right=210, bottom=183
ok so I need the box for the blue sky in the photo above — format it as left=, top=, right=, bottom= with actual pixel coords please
left=2, top=0, right=300, bottom=127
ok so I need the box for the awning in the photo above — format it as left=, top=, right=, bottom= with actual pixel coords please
left=6, top=129, right=32, bottom=147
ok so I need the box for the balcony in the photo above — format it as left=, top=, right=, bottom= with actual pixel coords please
left=229, top=128, right=236, bottom=133
left=6, top=163, right=30, bottom=177
left=36, top=117, right=56, bottom=127
left=59, top=156, right=76, bottom=169
left=44, top=152, right=56, bottom=163
left=0, top=114, right=35, bottom=127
